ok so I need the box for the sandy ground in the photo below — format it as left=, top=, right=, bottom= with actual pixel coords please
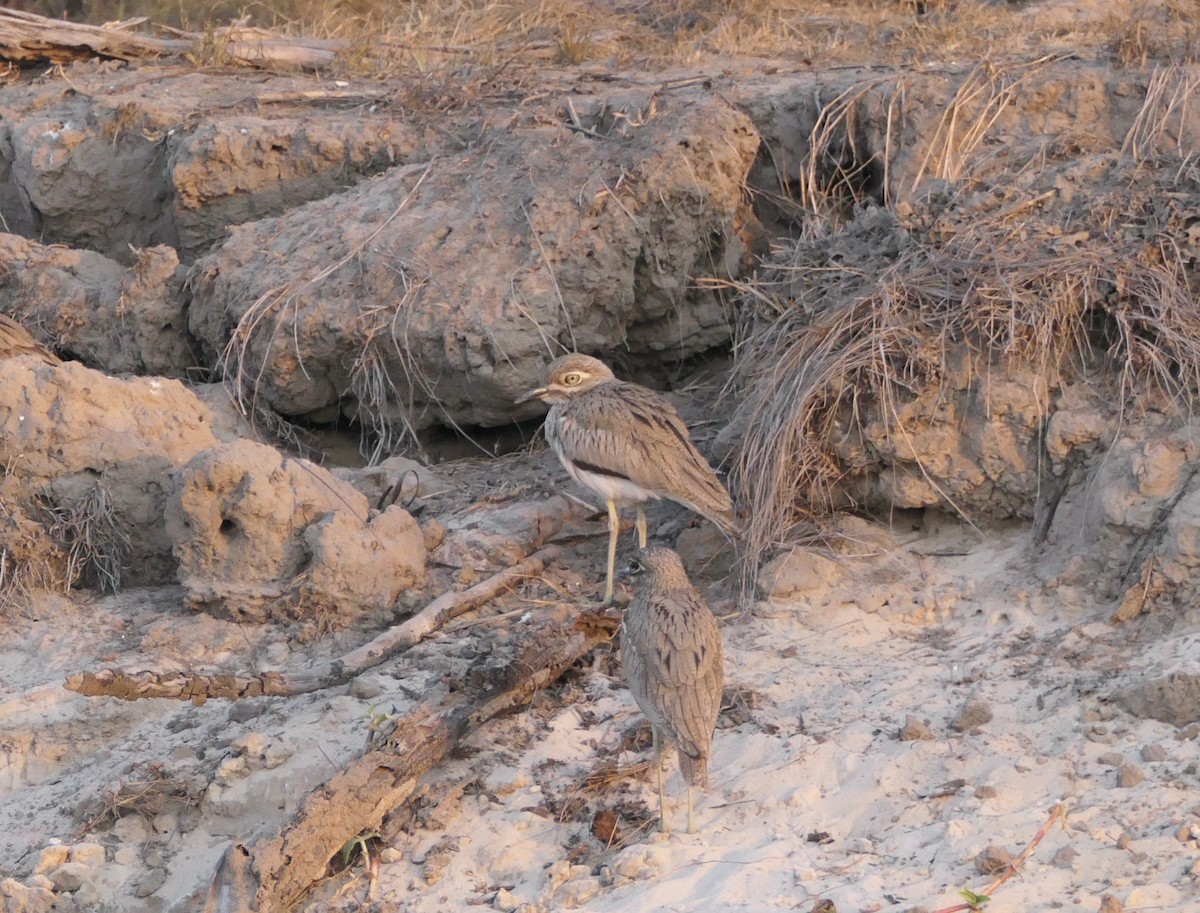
left=315, top=519, right=1200, bottom=913
left=2, top=495, right=1200, bottom=912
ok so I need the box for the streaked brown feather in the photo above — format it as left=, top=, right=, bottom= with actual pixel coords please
left=620, top=547, right=724, bottom=789
left=531, top=355, right=736, bottom=533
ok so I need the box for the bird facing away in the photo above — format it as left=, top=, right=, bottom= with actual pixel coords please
left=515, top=353, right=736, bottom=605
left=619, top=546, right=724, bottom=834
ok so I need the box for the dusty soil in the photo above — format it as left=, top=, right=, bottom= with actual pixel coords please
left=3, top=1, right=1200, bottom=912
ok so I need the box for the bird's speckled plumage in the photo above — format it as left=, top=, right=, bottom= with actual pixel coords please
left=619, top=546, right=724, bottom=833
left=516, top=353, right=737, bottom=603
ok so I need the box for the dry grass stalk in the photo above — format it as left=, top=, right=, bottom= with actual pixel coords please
left=43, top=481, right=130, bottom=594
left=21, top=0, right=1196, bottom=77
left=218, top=162, right=433, bottom=459
left=730, top=151, right=1200, bottom=578
left=0, top=498, right=70, bottom=614
left=1122, top=64, right=1200, bottom=162
left=907, top=54, right=1074, bottom=196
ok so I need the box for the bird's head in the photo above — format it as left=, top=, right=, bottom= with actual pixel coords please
left=515, top=353, right=616, bottom=405
left=624, top=546, right=690, bottom=587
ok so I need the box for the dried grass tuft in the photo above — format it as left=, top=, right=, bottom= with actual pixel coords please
left=0, top=497, right=70, bottom=614
left=31, top=0, right=1199, bottom=77
left=76, top=761, right=203, bottom=835
left=43, top=480, right=130, bottom=595
left=730, top=139, right=1200, bottom=578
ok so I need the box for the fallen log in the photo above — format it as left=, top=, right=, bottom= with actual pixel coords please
left=203, top=609, right=617, bottom=913
left=65, top=547, right=560, bottom=703
left=0, top=9, right=346, bottom=69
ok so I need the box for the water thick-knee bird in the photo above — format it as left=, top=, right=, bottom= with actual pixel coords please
left=515, top=353, right=736, bottom=604
left=619, top=546, right=724, bottom=834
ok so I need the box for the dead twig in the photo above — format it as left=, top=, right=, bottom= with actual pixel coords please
left=65, top=548, right=558, bottom=703
left=928, top=803, right=1069, bottom=913
left=203, top=612, right=612, bottom=913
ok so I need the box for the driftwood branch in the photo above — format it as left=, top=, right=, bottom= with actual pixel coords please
left=64, top=547, right=559, bottom=703
left=0, top=9, right=346, bottom=69
left=203, top=610, right=617, bottom=913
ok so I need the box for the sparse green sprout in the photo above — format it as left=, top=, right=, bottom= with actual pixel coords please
left=959, top=888, right=992, bottom=909
left=364, top=704, right=399, bottom=732
left=341, top=830, right=381, bottom=868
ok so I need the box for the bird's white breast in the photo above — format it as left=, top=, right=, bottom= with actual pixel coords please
left=565, top=460, right=658, bottom=505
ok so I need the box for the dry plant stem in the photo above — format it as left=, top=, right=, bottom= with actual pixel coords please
left=64, top=548, right=558, bottom=703
left=203, top=613, right=613, bottom=913
left=0, top=8, right=346, bottom=68
left=928, top=803, right=1068, bottom=913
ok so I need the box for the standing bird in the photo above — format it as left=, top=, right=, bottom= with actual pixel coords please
left=515, top=353, right=736, bottom=605
left=620, top=546, right=724, bottom=834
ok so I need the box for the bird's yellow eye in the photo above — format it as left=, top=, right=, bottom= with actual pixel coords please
left=562, top=372, right=584, bottom=386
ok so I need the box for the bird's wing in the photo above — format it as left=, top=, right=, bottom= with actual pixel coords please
left=558, top=384, right=733, bottom=525
left=632, top=589, right=725, bottom=761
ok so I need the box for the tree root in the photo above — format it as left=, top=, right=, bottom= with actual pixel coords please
left=202, top=610, right=616, bottom=913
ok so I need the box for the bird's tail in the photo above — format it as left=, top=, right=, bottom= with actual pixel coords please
left=679, top=751, right=708, bottom=789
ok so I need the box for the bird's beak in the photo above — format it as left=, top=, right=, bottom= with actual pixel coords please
left=514, top=386, right=546, bottom=406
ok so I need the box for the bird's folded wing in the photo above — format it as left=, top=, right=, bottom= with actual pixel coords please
left=559, top=385, right=732, bottom=513
left=647, top=591, right=724, bottom=689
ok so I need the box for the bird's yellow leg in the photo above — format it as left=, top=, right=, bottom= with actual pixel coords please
left=635, top=506, right=648, bottom=550
left=686, top=785, right=695, bottom=834
left=654, top=728, right=669, bottom=834
left=603, top=499, right=619, bottom=606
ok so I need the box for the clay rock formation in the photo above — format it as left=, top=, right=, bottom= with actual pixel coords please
left=0, top=234, right=191, bottom=376
left=187, top=93, right=760, bottom=434
left=166, top=439, right=426, bottom=624
left=0, top=66, right=430, bottom=263
left=170, top=115, right=427, bottom=256
left=0, top=358, right=219, bottom=588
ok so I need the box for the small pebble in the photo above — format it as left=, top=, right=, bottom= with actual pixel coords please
left=68, top=843, right=105, bottom=867
left=974, top=845, right=1013, bottom=875
left=34, top=846, right=69, bottom=874
left=1140, top=744, right=1167, bottom=762
left=951, top=696, right=993, bottom=732
left=1097, top=752, right=1125, bottom=767
left=494, top=887, right=520, bottom=912
left=135, top=868, right=167, bottom=898
left=48, top=862, right=90, bottom=892
left=1117, top=763, right=1144, bottom=788
left=974, top=785, right=998, bottom=799
left=899, top=715, right=935, bottom=741
left=1116, top=832, right=1133, bottom=850
left=557, top=877, right=601, bottom=908
left=1098, top=895, right=1122, bottom=913
left=1051, top=846, right=1078, bottom=869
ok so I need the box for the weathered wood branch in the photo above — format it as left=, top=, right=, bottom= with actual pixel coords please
left=0, top=9, right=346, bottom=69
left=203, top=610, right=617, bottom=913
left=65, top=547, right=559, bottom=703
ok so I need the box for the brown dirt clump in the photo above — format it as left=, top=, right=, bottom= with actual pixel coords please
left=166, top=439, right=426, bottom=625
left=0, top=358, right=220, bottom=601
left=0, top=234, right=192, bottom=376
left=187, top=92, right=760, bottom=443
